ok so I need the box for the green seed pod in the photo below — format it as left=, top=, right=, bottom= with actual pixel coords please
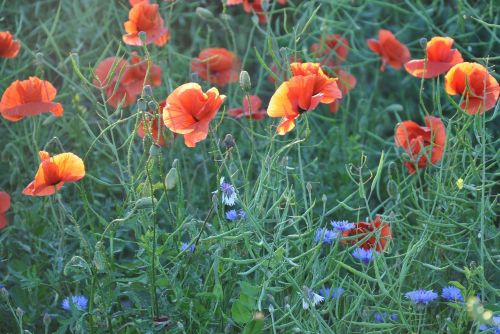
left=239, top=70, right=252, bottom=92
left=134, top=196, right=157, bottom=210
left=164, top=167, right=177, bottom=191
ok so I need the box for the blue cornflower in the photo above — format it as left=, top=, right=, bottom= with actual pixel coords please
left=441, top=286, right=464, bottom=302
left=319, top=287, right=344, bottom=300
left=314, top=228, right=337, bottom=245
left=180, top=242, right=195, bottom=252
left=225, top=210, right=239, bottom=220
left=374, top=312, right=398, bottom=323
left=352, top=248, right=377, bottom=264
left=61, top=295, right=88, bottom=311
left=237, top=209, right=246, bottom=219
left=220, top=177, right=237, bottom=206
left=479, top=316, right=500, bottom=333
left=405, top=289, right=438, bottom=304
left=330, top=220, right=355, bottom=232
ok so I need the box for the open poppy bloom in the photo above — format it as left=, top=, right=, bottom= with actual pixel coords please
left=227, top=0, right=287, bottom=24
left=405, top=37, right=463, bottom=78
left=123, top=0, right=169, bottom=47
left=444, top=62, right=499, bottom=115
left=311, top=34, right=349, bottom=67
left=23, top=151, right=85, bottom=196
left=94, top=54, right=162, bottom=108
left=163, top=83, right=225, bottom=147
left=138, top=99, right=168, bottom=146
left=191, top=48, right=241, bottom=87
left=267, top=62, right=342, bottom=134
left=0, top=31, right=20, bottom=59
left=395, top=116, right=446, bottom=174
left=367, top=29, right=410, bottom=71
left=228, top=95, right=267, bottom=120
left=328, top=69, right=356, bottom=113
left=342, top=216, right=391, bottom=252
left=0, top=191, right=11, bottom=230
left=0, top=77, right=63, bottom=122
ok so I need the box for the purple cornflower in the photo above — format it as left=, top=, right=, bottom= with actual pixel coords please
left=225, top=209, right=246, bottom=220
left=319, top=287, right=344, bottom=300
left=441, top=286, right=464, bottom=302
left=314, top=228, right=337, bottom=245
left=330, top=220, right=355, bottom=232
left=479, top=316, right=500, bottom=333
left=405, top=289, right=438, bottom=304
left=374, top=312, right=398, bottom=323
left=352, top=248, right=377, bottom=264
left=180, top=242, right=195, bottom=252
left=220, top=177, right=237, bottom=206
left=61, top=295, right=88, bottom=311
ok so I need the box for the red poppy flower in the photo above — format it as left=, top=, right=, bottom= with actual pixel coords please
left=0, top=77, right=63, bottom=122
left=163, top=83, right=225, bottom=147
left=23, top=151, right=85, bottom=197
left=0, top=31, right=20, bottom=59
left=94, top=54, right=162, bottom=108
left=123, top=0, right=169, bottom=47
left=311, top=34, right=349, bottom=67
left=267, top=62, right=342, bottom=134
left=227, top=0, right=287, bottom=23
left=405, top=37, right=463, bottom=78
left=395, top=116, right=446, bottom=174
left=0, top=191, right=11, bottom=230
left=228, top=95, right=267, bottom=120
left=342, top=215, right=391, bottom=252
left=138, top=99, right=168, bottom=146
left=191, top=48, right=241, bottom=87
left=444, top=62, right=499, bottom=115
left=328, top=69, right=356, bottom=113
left=367, top=29, right=410, bottom=71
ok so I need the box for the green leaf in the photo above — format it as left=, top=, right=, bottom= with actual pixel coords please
left=231, top=300, right=252, bottom=324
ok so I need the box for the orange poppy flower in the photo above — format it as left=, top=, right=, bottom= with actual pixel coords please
left=395, top=116, right=446, bottom=174
left=267, top=62, right=342, bottom=134
left=0, top=31, right=20, bottom=59
left=94, top=54, right=162, bottom=108
left=405, top=37, right=463, bottom=78
left=228, top=95, right=267, bottom=120
left=342, top=216, right=391, bottom=252
left=138, top=99, right=168, bottom=146
left=163, top=83, right=225, bottom=147
left=0, top=77, right=63, bottom=122
left=311, top=34, right=349, bottom=67
left=227, top=0, right=287, bottom=24
left=191, top=48, right=241, bottom=87
left=123, top=0, right=169, bottom=47
left=444, top=62, right=499, bottom=115
left=22, top=151, right=85, bottom=197
left=0, top=191, right=10, bottom=230
left=367, top=29, right=410, bottom=71
left=328, top=69, right=356, bottom=113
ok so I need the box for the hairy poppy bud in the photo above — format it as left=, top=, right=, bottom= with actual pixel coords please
left=0, top=287, right=8, bottom=299
left=196, top=7, right=214, bottom=21
left=149, top=144, right=162, bottom=157
left=223, top=134, right=236, bottom=149
left=419, top=37, right=428, bottom=49
left=164, top=167, right=177, bottom=190
left=134, top=196, right=157, bottom=210
left=139, top=31, right=147, bottom=44
left=35, top=52, right=44, bottom=64
left=239, top=70, right=252, bottom=92
left=321, top=194, right=327, bottom=203
left=148, top=100, right=159, bottom=112
left=137, top=98, right=147, bottom=111
left=143, top=84, right=152, bottom=98
left=212, top=194, right=218, bottom=212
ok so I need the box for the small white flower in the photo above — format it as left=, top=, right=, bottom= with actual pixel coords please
left=301, top=287, right=324, bottom=310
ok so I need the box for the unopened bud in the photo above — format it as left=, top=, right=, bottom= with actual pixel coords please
left=268, top=304, right=275, bottom=313
left=164, top=167, right=177, bottom=190
left=306, top=182, right=312, bottom=192
left=239, top=71, right=251, bottom=92
left=196, top=7, right=214, bottom=21
left=139, top=31, right=147, bottom=44
left=419, top=37, right=428, bottom=49
left=134, top=196, right=157, bottom=210
left=212, top=194, right=218, bottom=212
left=1, top=287, right=8, bottom=299
left=261, top=0, right=270, bottom=11
left=43, top=313, right=51, bottom=327
left=149, top=144, right=162, bottom=157
left=16, top=307, right=24, bottom=319
left=321, top=194, right=327, bottom=203
left=143, top=84, right=152, bottom=98
left=148, top=100, right=159, bottom=112
left=137, top=98, right=147, bottom=111
left=35, top=52, right=44, bottom=64
left=223, top=134, right=236, bottom=149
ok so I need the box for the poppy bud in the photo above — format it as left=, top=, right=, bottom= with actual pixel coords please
left=148, top=100, right=159, bottom=112
left=279, top=47, right=288, bottom=59
left=134, top=196, right=157, bottom=210
left=0, top=287, right=8, bottom=299
left=143, top=84, right=153, bottom=98
left=35, top=52, right=44, bottom=64
left=321, top=194, right=327, bottom=203
left=306, top=182, right=312, bottom=193
left=137, top=98, right=147, bottom=111
left=172, top=158, right=179, bottom=168
left=149, top=144, right=162, bottom=157
left=196, top=7, right=214, bottom=21
left=16, top=307, right=24, bottom=319
left=139, top=31, right=147, bottom=44
left=261, top=0, right=270, bottom=11
left=239, top=71, right=252, bottom=92
left=223, top=134, right=236, bottom=149
left=268, top=304, right=275, bottom=313
left=93, top=241, right=107, bottom=272
left=419, top=37, right=428, bottom=49
left=219, top=13, right=232, bottom=21
left=43, top=313, right=51, bottom=327
left=164, top=167, right=177, bottom=190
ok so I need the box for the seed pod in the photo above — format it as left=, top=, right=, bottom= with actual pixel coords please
left=137, top=98, right=147, bottom=111
left=419, top=37, right=428, bottom=49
